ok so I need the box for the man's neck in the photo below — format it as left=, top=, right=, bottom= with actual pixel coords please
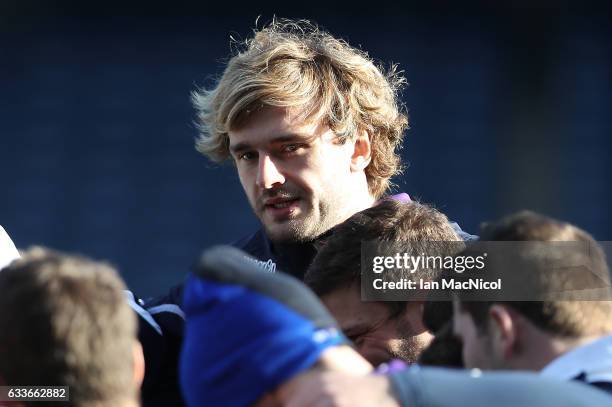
left=544, top=335, right=605, bottom=366
left=350, top=189, right=376, bottom=217
left=268, top=190, right=375, bottom=279
left=511, top=330, right=601, bottom=371
left=329, top=189, right=375, bottom=234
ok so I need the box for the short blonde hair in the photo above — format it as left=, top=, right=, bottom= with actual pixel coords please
left=193, top=19, right=408, bottom=198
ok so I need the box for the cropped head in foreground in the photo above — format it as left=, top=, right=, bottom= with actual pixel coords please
left=180, top=246, right=371, bottom=407
left=453, top=211, right=612, bottom=393
left=0, top=247, right=144, bottom=407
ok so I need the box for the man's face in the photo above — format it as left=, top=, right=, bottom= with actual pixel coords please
left=322, top=284, right=431, bottom=366
left=452, top=300, right=497, bottom=369
left=228, top=107, right=362, bottom=243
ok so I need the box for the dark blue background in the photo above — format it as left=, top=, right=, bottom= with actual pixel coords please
left=1, top=2, right=610, bottom=296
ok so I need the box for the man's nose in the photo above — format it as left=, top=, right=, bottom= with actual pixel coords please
left=256, top=154, right=285, bottom=189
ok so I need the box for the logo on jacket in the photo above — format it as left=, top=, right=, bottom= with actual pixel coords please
left=243, top=256, right=277, bottom=273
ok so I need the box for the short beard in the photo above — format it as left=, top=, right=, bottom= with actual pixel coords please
left=263, top=193, right=349, bottom=244
left=388, top=317, right=432, bottom=364
left=388, top=337, right=425, bottom=364
left=270, top=216, right=338, bottom=243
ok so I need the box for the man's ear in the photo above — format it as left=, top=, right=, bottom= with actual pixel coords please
left=488, top=305, right=519, bottom=360
left=350, top=130, right=372, bottom=172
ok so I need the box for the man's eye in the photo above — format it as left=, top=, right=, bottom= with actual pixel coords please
left=238, top=152, right=257, bottom=161
left=282, top=144, right=303, bottom=154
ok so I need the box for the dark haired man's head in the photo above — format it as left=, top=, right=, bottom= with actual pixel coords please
left=453, top=211, right=612, bottom=371
left=305, top=200, right=462, bottom=365
left=0, top=247, right=144, bottom=407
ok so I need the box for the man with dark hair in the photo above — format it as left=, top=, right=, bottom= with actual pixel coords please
left=305, top=199, right=464, bottom=366
left=452, top=211, right=612, bottom=394
left=182, top=245, right=612, bottom=407
left=261, top=214, right=612, bottom=405
left=0, top=247, right=145, bottom=407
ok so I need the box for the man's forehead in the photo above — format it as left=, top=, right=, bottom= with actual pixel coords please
left=228, top=119, right=336, bottom=155
left=230, top=106, right=301, bottom=132
left=339, top=305, right=394, bottom=336
left=228, top=106, right=327, bottom=145
left=324, top=287, right=390, bottom=321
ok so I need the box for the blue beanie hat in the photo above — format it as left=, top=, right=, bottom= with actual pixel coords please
left=180, top=246, right=346, bottom=407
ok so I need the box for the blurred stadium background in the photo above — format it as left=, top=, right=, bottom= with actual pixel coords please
left=1, top=1, right=610, bottom=296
